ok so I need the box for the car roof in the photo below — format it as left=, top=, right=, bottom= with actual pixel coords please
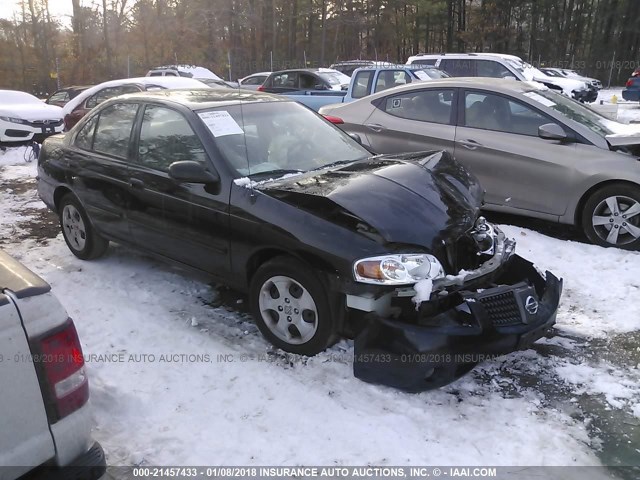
left=244, top=72, right=271, bottom=77
left=114, top=88, right=288, bottom=110
left=408, top=52, right=522, bottom=62
left=269, top=68, right=341, bottom=74
left=362, top=77, right=543, bottom=99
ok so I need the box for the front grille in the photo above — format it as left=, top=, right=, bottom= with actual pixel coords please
left=479, top=291, right=522, bottom=327
left=31, top=119, right=63, bottom=127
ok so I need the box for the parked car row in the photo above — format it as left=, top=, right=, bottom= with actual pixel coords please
left=256, top=65, right=449, bottom=110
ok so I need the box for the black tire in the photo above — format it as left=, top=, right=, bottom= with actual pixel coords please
left=58, top=194, right=109, bottom=260
left=581, top=183, right=640, bottom=250
left=249, top=256, right=338, bottom=355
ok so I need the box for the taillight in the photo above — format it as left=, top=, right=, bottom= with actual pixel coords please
left=34, top=319, right=88, bottom=422
left=322, top=115, right=344, bottom=125
left=626, top=79, right=634, bottom=87
left=257, top=85, right=265, bottom=92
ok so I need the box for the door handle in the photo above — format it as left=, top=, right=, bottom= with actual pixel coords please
left=129, top=178, right=145, bottom=189
left=458, top=139, right=483, bottom=150
left=365, top=123, right=387, bottom=132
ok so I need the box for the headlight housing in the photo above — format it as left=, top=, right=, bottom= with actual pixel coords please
left=0, top=116, right=29, bottom=125
left=354, top=254, right=444, bottom=285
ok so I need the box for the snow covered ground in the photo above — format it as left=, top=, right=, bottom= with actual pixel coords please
left=595, top=88, right=640, bottom=124
left=0, top=145, right=638, bottom=475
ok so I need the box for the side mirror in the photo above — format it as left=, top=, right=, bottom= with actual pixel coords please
left=348, top=133, right=362, bottom=144
left=502, top=74, right=517, bottom=80
left=169, top=161, right=219, bottom=184
left=538, top=123, right=569, bottom=141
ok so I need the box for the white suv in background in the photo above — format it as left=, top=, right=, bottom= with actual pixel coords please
left=0, top=250, right=105, bottom=480
left=406, top=52, right=596, bottom=102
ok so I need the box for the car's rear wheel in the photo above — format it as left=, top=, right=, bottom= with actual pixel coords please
left=249, top=256, right=337, bottom=356
left=59, top=194, right=109, bottom=260
left=582, top=183, right=640, bottom=249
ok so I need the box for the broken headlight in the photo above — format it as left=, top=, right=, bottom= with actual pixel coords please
left=354, top=254, right=444, bottom=285
left=471, top=216, right=496, bottom=255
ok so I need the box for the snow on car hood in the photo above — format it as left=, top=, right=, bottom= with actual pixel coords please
left=522, top=66, right=586, bottom=92
left=601, top=119, right=640, bottom=141
left=0, top=103, right=63, bottom=121
left=257, top=151, right=484, bottom=251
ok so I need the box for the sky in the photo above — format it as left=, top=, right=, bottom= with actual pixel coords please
left=0, top=0, right=77, bottom=22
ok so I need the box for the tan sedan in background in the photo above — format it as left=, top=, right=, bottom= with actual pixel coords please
left=319, top=78, right=640, bottom=249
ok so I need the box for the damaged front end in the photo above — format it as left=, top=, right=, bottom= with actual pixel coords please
left=352, top=220, right=563, bottom=392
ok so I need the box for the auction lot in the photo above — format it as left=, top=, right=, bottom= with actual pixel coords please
left=1, top=93, right=639, bottom=477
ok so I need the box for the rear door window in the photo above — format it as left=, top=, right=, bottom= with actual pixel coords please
left=92, top=103, right=139, bottom=159
left=384, top=89, right=455, bottom=124
left=439, top=59, right=476, bottom=76
left=75, top=114, right=99, bottom=150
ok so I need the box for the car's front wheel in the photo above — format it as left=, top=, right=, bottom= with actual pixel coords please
left=582, top=183, right=640, bottom=249
left=59, top=194, right=109, bottom=259
left=249, top=256, right=338, bottom=356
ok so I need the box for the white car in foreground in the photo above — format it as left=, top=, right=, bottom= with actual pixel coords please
left=0, top=90, right=64, bottom=143
left=0, top=250, right=105, bottom=479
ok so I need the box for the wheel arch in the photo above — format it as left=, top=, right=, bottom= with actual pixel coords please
left=53, top=186, right=74, bottom=211
left=574, top=179, right=640, bottom=226
left=245, top=247, right=340, bottom=287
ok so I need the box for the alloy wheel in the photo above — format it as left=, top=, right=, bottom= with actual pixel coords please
left=591, top=195, right=640, bottom=246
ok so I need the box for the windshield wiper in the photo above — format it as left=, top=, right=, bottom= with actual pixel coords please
left=314, top=156, right=372, bottom=171
left=247, top=169, right=303, bottom=178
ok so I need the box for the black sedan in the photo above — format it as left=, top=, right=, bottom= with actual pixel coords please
left=37, top=89, right=562, bottom=391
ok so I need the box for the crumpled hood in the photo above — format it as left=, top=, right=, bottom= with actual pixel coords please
left=257, top=151, right=484, bottom=251
left=0, top=103, right=63, bottom=121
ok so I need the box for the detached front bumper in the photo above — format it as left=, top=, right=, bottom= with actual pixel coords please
left=353, top=255, right=562, bottom=392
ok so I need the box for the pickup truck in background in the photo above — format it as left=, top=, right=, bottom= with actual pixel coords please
left=0, top=250, right=105, bottom=480
left=258, top=65, right=449, bottom=110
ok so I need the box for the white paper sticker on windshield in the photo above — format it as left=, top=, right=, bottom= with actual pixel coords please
left=523, top=92, right=556, bottom=107
left=198, top=111, right=244, bottom=137
left=414, top=70, right=430, bottom=81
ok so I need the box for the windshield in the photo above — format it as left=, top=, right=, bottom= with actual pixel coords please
left=530, top=89, right=620, bottom=136
left=542, top=69, right=562, bottom=77
left=199, top=101, right=371, bottom=177
left=417, top=68, right=450, bottom=79
left=318, top=71, right=350, bottom=85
